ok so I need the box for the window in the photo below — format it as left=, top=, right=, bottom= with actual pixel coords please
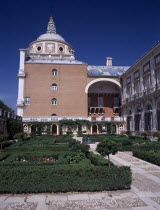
left=143, top=74, right=150, bottom=90
left=113, top=97, right=119, bottom=108
left=51, top=84, right=57, bottom=91
left=52, top=69, right=57, bottom=76
left=25, top=97, right=30, bottom=105
left=51, top=98, right=57, bottom=105
left=134, top=81, right=139, bottom=94
left=59, top=47, right=63, bottom=52
left=37, top=46, right=42, bottom=51
left=145, top=104, right=152, bottom=112
left=51, top=114, right=57, bottom=116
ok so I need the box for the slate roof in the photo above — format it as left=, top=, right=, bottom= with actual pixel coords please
left=87, top=66, right=130, bottom=77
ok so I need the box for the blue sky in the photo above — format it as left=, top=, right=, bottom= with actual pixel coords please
left=0, top=0, right=160, bottom=112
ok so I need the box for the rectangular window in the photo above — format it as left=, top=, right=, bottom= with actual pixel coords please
left=113, top=97, right=119, bottom=107
left=155, top=53, right=160, bottom=67
left=25, top=97, right=30, bottom=105
left=98, top=96, right=103, bottom=107
left=126, top=85, right=132, bottom=97
left=134, top=81, right=139, bottom=94
left=143, top=75, right=150, bottom=89
left=143, top=62, right=150, bottom=73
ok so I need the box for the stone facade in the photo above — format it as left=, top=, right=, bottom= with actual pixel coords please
left=121, top=42, right=160, bottom=134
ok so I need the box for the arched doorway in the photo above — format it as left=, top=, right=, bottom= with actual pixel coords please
left=52, top=124, right=57, bottom=136
left=111, top=124, right=116, bottom=134
left=31, top=125, right=36, bottom=133
left=144, top=104, right=152, bottom=131
left=92, top=125, right=97, bottom=134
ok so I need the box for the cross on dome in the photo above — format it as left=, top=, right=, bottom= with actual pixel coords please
left=46, top=15, right=56, bottom=34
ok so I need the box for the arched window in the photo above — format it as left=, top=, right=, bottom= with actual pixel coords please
left=51, top=84, right=57, bottom=91
left=145, top=104, right=152, bottom=112
left=51, top=114, right=57, bottom=116
left=52, top=69, right=57, bottom=76
left=51, top=98, right=57, bottom=105
left=136, top=106, right=141, bottom=113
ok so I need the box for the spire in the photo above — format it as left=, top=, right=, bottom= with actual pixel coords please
left=46, top=15, right=56, bottom=34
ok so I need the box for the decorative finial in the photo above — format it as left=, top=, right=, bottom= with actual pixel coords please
left=46, top=9, right=56, bottom=34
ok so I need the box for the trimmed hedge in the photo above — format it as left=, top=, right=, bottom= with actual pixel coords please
left=87, top=152, right=112, bottom=166
left=133, top=150, right=160, bottom=166
left=0, top=165, right=131, bottom=193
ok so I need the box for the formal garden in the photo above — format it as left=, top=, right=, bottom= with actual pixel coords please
left=0, top=126, right=160, bottom=194
left=0, top=135, right=132, bottom=194
left=82, top=132, right=160, bottom=166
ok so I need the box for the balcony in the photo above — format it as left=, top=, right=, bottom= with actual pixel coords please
left=88, top=107, right=105, bottom=115
left=22, top=116, right=125, bottom=123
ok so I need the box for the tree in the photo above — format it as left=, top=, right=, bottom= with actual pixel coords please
left=0, top=134, right=8, bottom=151
left=96, top=140, right=118, bottom=167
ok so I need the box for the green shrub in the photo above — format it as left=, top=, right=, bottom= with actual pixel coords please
left=0, top=165, right=131, bottom=193
left=87, top=152, right=112, bottom=166
left=68, top=139, right=90, bottom=154
left=65, top=152, right=86, bottom=164
left=0, top=134, right=8, bottom=150
left=96, top=140, right=118, bottom=167
left=152, top=132, right=160, bottom=137
left=133, top=150, right=160, bottom=166
left=122, top=139, right=132, bottom=146
left=13, top=133, right=28, bottom=141
left=126, top=131, right=131, bottom=136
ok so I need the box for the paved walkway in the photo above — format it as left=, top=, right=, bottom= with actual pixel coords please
left=1, top=143, right=160, bottom=209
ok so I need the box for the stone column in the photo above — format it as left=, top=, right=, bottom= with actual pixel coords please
left=17, top=49, right=26, bottom=116
left=140, top=101, right=145, bottom=132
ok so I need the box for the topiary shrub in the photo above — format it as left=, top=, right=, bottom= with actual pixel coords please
left=96, top=140, right=118, bottom=167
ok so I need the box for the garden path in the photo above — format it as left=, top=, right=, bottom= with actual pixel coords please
left=1, top=141, right=160, bottom=210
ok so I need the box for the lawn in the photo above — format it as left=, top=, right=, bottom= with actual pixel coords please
left=0, top=135, right=131, bottom=193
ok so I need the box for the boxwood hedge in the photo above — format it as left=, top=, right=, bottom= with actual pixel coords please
left=0, top=165, right=131, bottom=193
left=133, top=150, right=160, bottom=166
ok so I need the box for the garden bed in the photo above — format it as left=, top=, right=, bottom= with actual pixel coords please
left=0, top=135, right=132, bottom=193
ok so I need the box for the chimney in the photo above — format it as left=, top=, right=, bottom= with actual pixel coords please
left=106, top=57, right=112, bottom=66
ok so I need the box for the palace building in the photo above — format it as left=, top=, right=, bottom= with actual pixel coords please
left=121, top=42, right=160, bottom=134
left=17, top=15, right=129, bottom=135
left=17, top=15, right=160, bottom=135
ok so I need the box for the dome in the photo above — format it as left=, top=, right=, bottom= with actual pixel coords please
left=37, top=33, right=65, bottom=42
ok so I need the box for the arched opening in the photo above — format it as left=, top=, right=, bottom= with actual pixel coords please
left=92, top=125, right=97, bottom=134
left=51, top=98, right=57, bottom=105
left=127, top=108, right=132, bottom=131
left=135, top=105, right=141, bottom=131
left=51, top=84, right=57, bottom=91
left=52, top=69, right=57, bottom=76
left=31, top=125, right=36, bottom=133
left=157, top=100, right=160, bottom=131
left=87, top=80, right=121, bottom=121
left=52, top=124, right=57, bottom=136
left=144, top=104, right=152, bottom=131
left=111, top=124, right=116, bottom=134
left=51, top=113, right=57, bottom=116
